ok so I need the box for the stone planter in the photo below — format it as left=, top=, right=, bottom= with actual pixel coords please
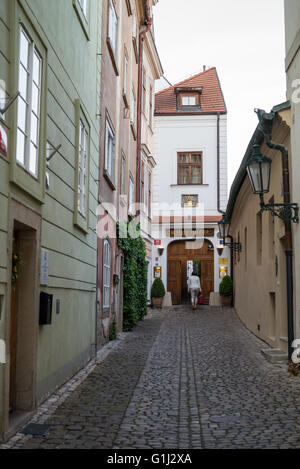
left=220, top=295, right=232, bottom=306
left=152, top=297, right=163, bottom=308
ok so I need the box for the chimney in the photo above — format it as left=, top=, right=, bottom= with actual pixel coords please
left=203, top=65, right=206, bottom=72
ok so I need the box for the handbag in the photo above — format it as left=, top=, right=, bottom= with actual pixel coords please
left=198, top=294, right=204, bottom=305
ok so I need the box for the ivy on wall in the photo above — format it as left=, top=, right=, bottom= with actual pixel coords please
left=117, top=221, right=148, bottom=331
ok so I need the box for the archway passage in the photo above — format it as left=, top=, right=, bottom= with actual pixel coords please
left=167, top=239, right=214, bottom=305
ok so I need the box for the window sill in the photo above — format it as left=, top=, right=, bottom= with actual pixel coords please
left=171, top=183, right=209, bottom=187
left=130, top=121, right=137, bottom=140
left=119, top=194, right=127, bottom=207
left=103, top=169, right=116, bottom=190
left=125, top=0, right=132, bottom=15
left=177, top=106, right=202, bottom=112
left=123, top=92, right=129, bottom=108
left=73, top=0, right=90, bottom=40
left=106, top=38, right=119, bottom=76
left=74, top=217, right=89, bottom=235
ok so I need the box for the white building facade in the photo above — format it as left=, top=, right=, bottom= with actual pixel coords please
left=152, top=67, right=229, bottom=304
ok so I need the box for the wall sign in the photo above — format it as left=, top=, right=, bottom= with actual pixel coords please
left=219, top=257, right=228, bottom=265
left=167, top=227, right=214, bottom=238
left=40, top=249, right=49, bottom=286
left=153, top=266, right=162, bottom=278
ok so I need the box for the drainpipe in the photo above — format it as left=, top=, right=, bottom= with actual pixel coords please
left=265, top=136, right=294, bottom=361
left=136, top=1, right=152, bottom=209
left=256, top=109, right=294, bottom=360
left=216, top=111, right=233, bottom=296
left=217, top=111, right=221, bottom=214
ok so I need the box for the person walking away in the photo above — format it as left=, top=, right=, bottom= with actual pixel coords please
left=187, top=270, right=201, bottom=309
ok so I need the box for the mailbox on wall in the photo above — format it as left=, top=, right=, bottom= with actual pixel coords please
left=39, top=292, right=53, bottom=325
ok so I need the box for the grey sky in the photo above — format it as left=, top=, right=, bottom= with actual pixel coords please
left=153, top=0, right=287, bottom=191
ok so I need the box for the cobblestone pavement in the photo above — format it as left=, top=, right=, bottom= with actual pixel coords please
left=3, top=306, right=300, bottom=449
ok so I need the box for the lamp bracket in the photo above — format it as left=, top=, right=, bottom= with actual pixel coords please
left=0, top=91, right=20, bottom=115
left=224, top=241, right=242, bottom=252
left=46, top=144, right=62, bottom=163
left=260, top=201, right=299, bottom=224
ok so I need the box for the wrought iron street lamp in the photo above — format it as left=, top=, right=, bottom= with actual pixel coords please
left=246, top=144, right=271, bottom=195
left=247, top=144, right=299, bottom=223
left=218, top=215, right=242, bottom=251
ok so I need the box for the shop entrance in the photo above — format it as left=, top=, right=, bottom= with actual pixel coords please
left=167, top=239, right=214, bottom=305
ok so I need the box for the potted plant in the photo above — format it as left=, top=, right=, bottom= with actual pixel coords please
left=151, top=277, right=166, bottom=308
left=219, top=275, right=233, bottom=306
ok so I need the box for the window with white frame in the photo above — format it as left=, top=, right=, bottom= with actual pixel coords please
left=129, top=175, right=134, bottom=213
left=130, top=90, right=136, bottom=125
left=182, top=96, right=196, bottom=106
left=149, top=85, right=153, bottom=128
left=132, top=13, right=137, bottom=41
left=142, top=67, right=146, bottom=115
left=105, top=118, right=115, bottom=182
left=123, top=53, right=128, bottom=97
left=103, top=239, right=111, bottom=309
left=141, top=160, right=145, bottom=206
left=78, top=119, right=88, bottom=217
left=16, top=25, right=42, bottom=177
left=108, top=0, right=118, bottom=56
left=121, top=152, right=126, bottom=195
left=78, top=0, right=88, bottom=19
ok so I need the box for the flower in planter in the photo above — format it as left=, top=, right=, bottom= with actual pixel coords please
left=151, top=277, right=166, bottom=298
left=219, top=275, right=233, bottom=297
left=12, top=251, right=22, bottom=284
left=151, top=278, right=166, bottom=309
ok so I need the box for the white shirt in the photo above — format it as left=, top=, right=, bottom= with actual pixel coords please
left=187, top=275, right=201, bottom=290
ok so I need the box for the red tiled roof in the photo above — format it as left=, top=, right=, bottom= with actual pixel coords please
left=155, top=67, right=226, bottom=115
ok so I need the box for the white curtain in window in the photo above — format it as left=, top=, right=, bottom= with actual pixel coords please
left=103, top=240, right=111, bottom=309
left=17, top=26, right=42, bottom=177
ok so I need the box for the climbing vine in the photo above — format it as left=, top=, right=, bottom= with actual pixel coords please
left=117, top=221, right=148, bottom=331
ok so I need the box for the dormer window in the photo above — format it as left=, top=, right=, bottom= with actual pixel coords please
left=181, top=95, right=197, bottom=106
left=175, top=87, right=202, bottom=111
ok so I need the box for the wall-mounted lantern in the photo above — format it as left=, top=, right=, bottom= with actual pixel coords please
left=246, top=144, right=299, bottom=223
left=217, top=215, right=242, bottom=252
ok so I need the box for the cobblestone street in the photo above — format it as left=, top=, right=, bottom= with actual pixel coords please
left=3, top=306, right=300, bottom=449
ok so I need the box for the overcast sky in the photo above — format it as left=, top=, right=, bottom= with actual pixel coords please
left=153, top=0, right=287, bottom=192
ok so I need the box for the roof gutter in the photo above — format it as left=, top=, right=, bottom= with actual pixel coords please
left=136, top=1, right=152, bottom=209
left=217, top=111, right=223, bottom=214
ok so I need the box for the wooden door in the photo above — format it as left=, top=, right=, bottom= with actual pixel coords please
left=9, top=284, right=17, bottom=412
left=200, top=260, right=214, bottom=304
left=167, top=260, right=181, bottom=304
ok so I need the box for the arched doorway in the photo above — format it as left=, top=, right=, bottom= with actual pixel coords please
left=167, top=239, right=214, bottom=305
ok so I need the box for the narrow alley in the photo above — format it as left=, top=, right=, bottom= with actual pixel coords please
left=3, top=306, right=300, bottom=450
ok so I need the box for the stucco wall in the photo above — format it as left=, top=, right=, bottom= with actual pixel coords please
left=0, top=0, right=101, bottom=436
left=230, top=120, right=290, bottom=352
left=153, top=114, right=227, bottom=214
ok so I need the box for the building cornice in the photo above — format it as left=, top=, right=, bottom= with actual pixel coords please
left=144, top=30, right=164, bottom=79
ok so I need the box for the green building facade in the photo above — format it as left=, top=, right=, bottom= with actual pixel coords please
left=0, top=0, right=101, bottom=440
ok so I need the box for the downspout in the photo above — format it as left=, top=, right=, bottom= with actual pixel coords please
left=136, top=1, right=152, bottom=208
left=216, top=111, right=234, bottom=298
left=217, top=111, right=222, bottom=214
left=256, top=109, right=294, bottom=360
